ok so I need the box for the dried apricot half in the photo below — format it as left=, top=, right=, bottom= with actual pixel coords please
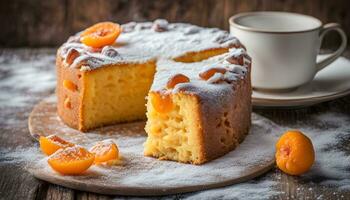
left=199, top=67, right=226, bottom=80
left=80, top=22, right=121, bottom=48
left=150, top=92, right=173, bottom=113
left=48, top=146, right=95, bottom=175
left=90, top=139, right=119, bottom=164
left=275, top=130, right=315, bottom=175
left=63, top=80, right=77, bottom=92
left=39, top=135, right=74, bottom=156
left=166, top=74, right=190, bottom=89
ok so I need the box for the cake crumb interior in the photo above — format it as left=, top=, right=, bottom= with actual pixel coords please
left=82, top=61, right=156, bottom=130
left=144, top=92, right=202, bottom=164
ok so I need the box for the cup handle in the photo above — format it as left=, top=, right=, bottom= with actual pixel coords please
left=316, top=23, right=347, bottom=72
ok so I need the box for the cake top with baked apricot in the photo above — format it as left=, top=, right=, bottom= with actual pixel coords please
left=148, top=48, right=251, bottom=128
left=58, top=19, right=243, bottom=71
left=151, top=48, right=251, bottom=98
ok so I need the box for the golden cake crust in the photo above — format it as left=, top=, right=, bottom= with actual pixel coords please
left=198, top=68, right=251, bottom=163
left=56, top=54, right=82, bottom=130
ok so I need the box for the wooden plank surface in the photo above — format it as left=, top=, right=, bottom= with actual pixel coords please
left=1, top=0, right=349, bottom=48
left=0, top=48, right=349, bottom=199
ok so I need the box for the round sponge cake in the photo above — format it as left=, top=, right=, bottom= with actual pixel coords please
left=56, top=19, right=251, bottom=164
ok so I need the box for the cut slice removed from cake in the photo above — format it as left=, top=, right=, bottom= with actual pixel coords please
left=56, top=56, right=156, bottom=131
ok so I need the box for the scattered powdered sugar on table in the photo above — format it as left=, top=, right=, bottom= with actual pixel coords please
left=187, top=110, right=350, bottom=199
left=182, top=173, right=281, bottom=200
left=0, top=51, right=56, bottom=108
left=0, top=146, right=43, bottom=165
left=295, top=112, right=350, bottom=190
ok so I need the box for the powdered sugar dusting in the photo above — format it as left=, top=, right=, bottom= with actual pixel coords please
left=90, top=139, right=117, bottom=157
left=294, top=112, right=350, bottom=190
left=152, top=49, right=249, bottom=94
left=0, top=146, right=43, bottom=165
left=59, top=20, right=241, bottom=70
left=207, top=72, right=224, bottom=83
left=183, top=173, right=281, bottom=200
left=0, top=52, right=56, bottom=108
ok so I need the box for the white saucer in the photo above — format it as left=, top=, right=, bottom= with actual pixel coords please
left=252, top=55, right=350, bottom=108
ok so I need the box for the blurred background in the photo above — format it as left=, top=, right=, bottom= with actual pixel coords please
left=1, top=0, right=349, bottom=49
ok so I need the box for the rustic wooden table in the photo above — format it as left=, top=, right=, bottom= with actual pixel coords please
left=0, top=48, right=349, bottom=200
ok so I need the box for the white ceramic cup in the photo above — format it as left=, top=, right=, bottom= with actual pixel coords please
left=229, top=12, right=347, bottom=91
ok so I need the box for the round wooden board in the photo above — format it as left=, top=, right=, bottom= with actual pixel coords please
left=27, top=95, right=280, bottom=196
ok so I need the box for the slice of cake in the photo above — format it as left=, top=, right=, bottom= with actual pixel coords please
left=144, top=49, right=252, bottom=164
left=56, top=20, right=243, bottom=131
